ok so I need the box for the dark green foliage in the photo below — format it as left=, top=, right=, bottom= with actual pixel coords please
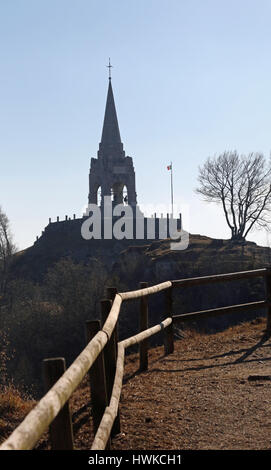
left=1, top=258, right=109, bottom=396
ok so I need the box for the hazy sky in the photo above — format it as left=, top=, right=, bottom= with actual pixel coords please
left=1, top=0, right=271, bottom=249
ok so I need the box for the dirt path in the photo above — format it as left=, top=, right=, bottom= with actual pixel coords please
left=110, top=318, right=271, bottom=450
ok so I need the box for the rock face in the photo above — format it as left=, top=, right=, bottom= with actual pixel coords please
left=111, top=233, right=269, bottom=285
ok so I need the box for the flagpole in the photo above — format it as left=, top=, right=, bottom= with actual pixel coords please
left=170, top=161, right=174, bottom=217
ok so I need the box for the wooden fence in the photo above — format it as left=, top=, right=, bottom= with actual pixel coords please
left=0, top=268, right=270, bottom=451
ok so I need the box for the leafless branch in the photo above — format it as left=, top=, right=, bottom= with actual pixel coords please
left=195, top=151, right=271, bottom=240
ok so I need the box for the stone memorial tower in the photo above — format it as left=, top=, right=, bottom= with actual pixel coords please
left=88, top=63, right=137, bottom=209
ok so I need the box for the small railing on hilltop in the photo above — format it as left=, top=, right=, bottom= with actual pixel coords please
left=0, top=268, right=270, bottom=451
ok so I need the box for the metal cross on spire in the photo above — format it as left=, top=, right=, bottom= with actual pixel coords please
left=107, top=58, right=113, bottom=80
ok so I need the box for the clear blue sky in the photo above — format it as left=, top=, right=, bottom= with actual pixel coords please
left=1, top=0, right=271, bottom=249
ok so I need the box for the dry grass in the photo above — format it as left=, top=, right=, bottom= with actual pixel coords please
left=0, top=384, right=35, bottom=445
left=0, top=386, right=26, bottom=415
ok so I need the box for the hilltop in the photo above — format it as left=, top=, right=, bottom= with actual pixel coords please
left=11, top=232, right=271, bottom=284
left=111, top=233, right=270, bottom=284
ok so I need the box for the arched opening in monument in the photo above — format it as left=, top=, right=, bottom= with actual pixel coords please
left=111, top=182, right=126, bottom=205
left=96, top=186, right=102, bottom=206
left=110, top=187, right=115, bottom=202
left=123, top=185, right=128, bottom=205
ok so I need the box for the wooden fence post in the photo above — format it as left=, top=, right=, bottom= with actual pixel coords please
left=42, top=357, right=74, bottom=450
left=100, top=299, right=121, bottom=437
left=107, top=286, right=118, bottom=301
left=265, top=270, right=271, bottom=336
left=164, top=286, right=174, bottom=355
left=85, top=320, right=110, bottom=448
left=107, top=287, right=119, bottom=352
left=139, top=282, right=149, bottom=371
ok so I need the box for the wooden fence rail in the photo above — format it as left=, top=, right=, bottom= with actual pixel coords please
left=173, top=300, right=269, bottom=324
left=171, top=268, right=268, bottom=288
left=91, top=317, right=172, bottom=450
left=0, top=268, right=270, bottom=451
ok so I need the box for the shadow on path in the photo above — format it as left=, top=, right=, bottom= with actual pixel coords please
left=147, top=333, right=271, bottom=374
left=234, top=334, right=270, bottom=363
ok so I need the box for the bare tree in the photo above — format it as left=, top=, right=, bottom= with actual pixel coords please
left=0, top=207, right=16, bottom=295
left=196, top=151, right=271, bottom=241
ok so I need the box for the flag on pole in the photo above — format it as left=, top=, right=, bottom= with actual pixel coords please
left=167, top=162, right=174, bottom=216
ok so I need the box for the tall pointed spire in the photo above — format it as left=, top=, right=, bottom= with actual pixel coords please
left=100, top=79, right=122, bottom=146
left=97, top=60, right=125, bottom=160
